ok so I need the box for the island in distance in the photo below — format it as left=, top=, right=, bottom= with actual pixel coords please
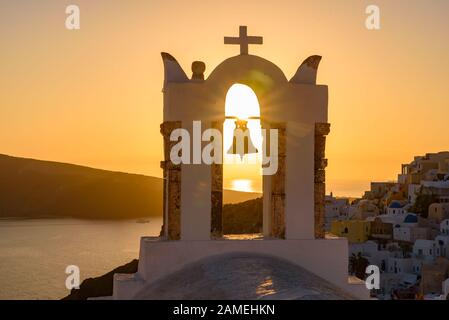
left=0, top=154, right=260, bottom=220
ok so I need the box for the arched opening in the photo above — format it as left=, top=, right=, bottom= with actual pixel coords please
left=222, top=83, right=263, bottom=235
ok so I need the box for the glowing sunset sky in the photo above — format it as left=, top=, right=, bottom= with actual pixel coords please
left=0, top=0, right=448, bottom=196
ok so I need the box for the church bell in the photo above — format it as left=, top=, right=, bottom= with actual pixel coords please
left=227, top=119, right=258, bottom=158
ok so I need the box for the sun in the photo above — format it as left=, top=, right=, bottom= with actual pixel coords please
left=225, top=83, right=260, bottom=119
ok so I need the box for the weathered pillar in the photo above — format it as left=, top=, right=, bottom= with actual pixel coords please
left=160, top=121, right=182, bottom=240
left=271, top=122, right=286, bottom=238
left=159, top=160, right=167, bottom=237
left=314, top=123, right=330, bottom=239
left=210, top=121, right=223, bottom=238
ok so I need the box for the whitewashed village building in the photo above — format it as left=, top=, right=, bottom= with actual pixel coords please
left=441, top=219, right=449, bottom=235
left=344, top=152, right=449, bottom=298
left=324, top=194, right=350, bottom=230
left=387, top=201, right=407, bottom=215
left=392, top=213, right=430, bottom=243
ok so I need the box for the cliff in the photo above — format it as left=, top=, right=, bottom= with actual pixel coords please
left=63, top=259, right=139, bottom=300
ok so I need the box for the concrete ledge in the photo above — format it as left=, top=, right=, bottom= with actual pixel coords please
left=122, top=236, right=370, bottom=299
left=88, top=296, right=113, bottom=300
left=113, top=273, right=145, bottom=300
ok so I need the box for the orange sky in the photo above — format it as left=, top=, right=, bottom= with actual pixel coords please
left=0, top=0, right=448, bottom=197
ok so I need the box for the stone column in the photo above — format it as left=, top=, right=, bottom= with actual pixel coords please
left=210, top=121, right=223, bottom=238
left=314, top=123, right=330, bottom=239
left=159, top=160, right=167, bottom=237
left=160, top=121, right=182, bottom=240
left=261, top=121, right=271, bottom=237
left=270, top=122, right=286, bottom=239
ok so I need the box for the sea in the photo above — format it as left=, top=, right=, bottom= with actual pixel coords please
left=0, top=217, right=162, bottom=300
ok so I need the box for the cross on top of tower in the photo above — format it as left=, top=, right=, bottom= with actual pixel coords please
left=224, top=26, right=263, bottom=55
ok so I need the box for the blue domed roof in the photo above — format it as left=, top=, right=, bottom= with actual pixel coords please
left=389, top=201, right=403, bottom=209
left=404, top=214, right=418, bottom=223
